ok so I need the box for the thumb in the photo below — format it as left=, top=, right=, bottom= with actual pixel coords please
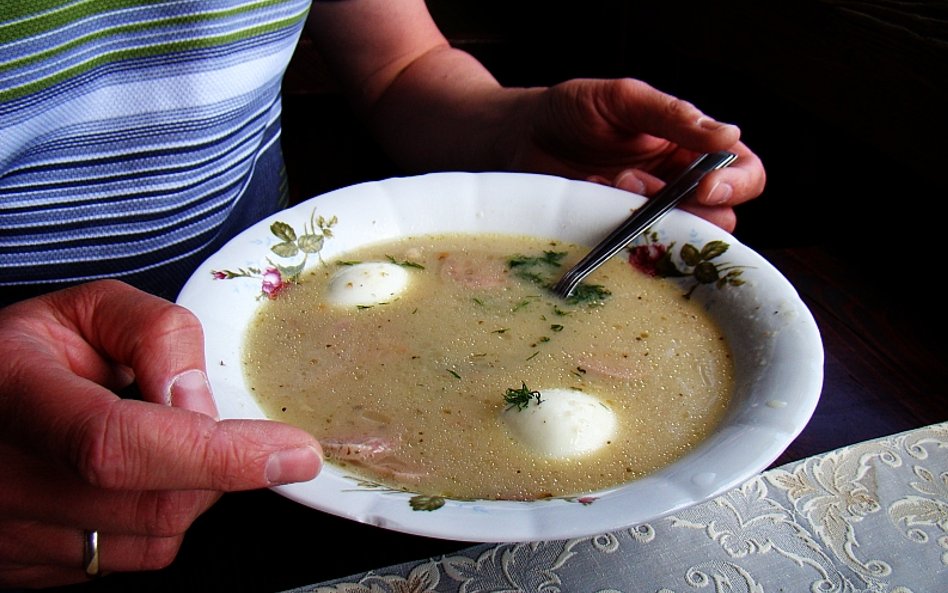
left=5, top=361, right=322, bottom=491
left=71, top=396, right=323, bottom=491
left=0, top=281, right=322, bottom=491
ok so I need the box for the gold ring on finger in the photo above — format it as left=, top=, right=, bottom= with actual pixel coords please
left=82, top=529, right=100, bottom=577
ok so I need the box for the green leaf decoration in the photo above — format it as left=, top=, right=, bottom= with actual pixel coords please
left=315, top=215, right=337, bottom=236
left=271, top=241, right=299, bottom=258
left=409, top=495, right=446, bottom=511
left=725, top=269, right=745, bottom=287
left=655, top=253, right=687, bottom=277
left=693, top=261, right=720, bottom=284
left=700, top=240, right=729, bottom=261
left=297, top=233, right=325, bottom=254
left=680, top=243, right=701, bottom=266
left=212, top=267, right=261, bottom=279
left=270, top=221, right=297, bottom=242
left=214, top=209, right=339, bottom=298
left=276, top=259, right=306, bottom=281
left=630, top=229, right=747, bottom=299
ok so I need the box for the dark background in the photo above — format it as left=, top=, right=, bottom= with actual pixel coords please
left=55, top=2, right=947, bottom=592
left=284, top=0, right=947, bottom=254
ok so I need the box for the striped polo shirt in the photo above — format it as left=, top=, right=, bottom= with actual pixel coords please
left=0, top=0, right=310, bottom=304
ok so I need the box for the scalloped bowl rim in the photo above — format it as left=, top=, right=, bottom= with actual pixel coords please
left=177, top=171, right=823, bottom=543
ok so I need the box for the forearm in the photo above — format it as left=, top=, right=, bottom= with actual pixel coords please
left=365, top=47, right=543, bottom=171
left=307, top=0, right=539, bottom=172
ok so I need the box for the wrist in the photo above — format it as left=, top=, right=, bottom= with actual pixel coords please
left=489, top=86, right=547, bottom=172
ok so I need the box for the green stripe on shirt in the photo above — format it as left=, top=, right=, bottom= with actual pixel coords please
left=0, top=0, right=295, bottom=42
left=0, top=8, right=305, bottom=102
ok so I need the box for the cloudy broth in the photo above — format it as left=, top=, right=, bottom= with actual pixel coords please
left=243, top=233, right=733, bottom=500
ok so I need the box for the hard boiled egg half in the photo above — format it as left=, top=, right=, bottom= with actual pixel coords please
left=327, top=262, right=411, bottom=307
left=502, top=388, right=616, bottom=458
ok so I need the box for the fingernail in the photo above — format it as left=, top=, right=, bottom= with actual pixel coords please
left=266, top=445, right=322, bottom=485
left=707, top=182, right=733, bottom=205
left=697, top=117, right=737, bottom=132
left=169, top=370, right=219, bottom=419
left=615, top=170, right=646, bottom=194
left=586, top=175, right=610, bottom=185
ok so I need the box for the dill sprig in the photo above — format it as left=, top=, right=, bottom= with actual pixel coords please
left=507, top=250, right=611, bottom=306
left=504, top=382, right=543, bottom=411
left=386, top=255, right=425, bottom=269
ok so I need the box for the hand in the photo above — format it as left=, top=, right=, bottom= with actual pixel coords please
left=0, top=281, right=322, bottom=589
left=306, top=1, right=763, bottom=232
left=506, top=78, right=766, bottom=231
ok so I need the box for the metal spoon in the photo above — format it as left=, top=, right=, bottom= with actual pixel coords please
left=550, top=151, right=738, bottom=299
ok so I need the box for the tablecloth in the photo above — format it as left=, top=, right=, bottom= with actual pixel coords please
left=285, top=421, right=947, bottom=593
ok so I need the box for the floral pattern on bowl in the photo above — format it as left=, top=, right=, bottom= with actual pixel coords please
left=177, top=172, right=823, bottom=543
left=211, top=212, right=337, bottom=299
left=628, top=229, right=747, bottom=298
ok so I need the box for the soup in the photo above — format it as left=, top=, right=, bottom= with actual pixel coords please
left=242, top=233, right=733, bottom=500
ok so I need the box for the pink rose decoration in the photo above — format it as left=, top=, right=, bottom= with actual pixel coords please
left=628, top=243, right=667, bottom=276
left=211, top=270, right=228, bottom=280
left=260, top=267, right=286, bottom=299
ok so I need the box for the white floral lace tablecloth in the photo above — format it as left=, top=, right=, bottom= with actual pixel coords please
left=286, top=422, right=948, bottom=593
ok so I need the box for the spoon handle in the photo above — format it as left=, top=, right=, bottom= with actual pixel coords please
left=551, top=151, right=738, bottom=299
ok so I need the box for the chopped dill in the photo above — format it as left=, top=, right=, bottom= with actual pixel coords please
left=507, top=250, right=611, bottom=307
left=566, top=283, right=611, bottom=305
left=512, top=296, right=540, bottom=312
left=508, top=251, right=566, bottom=268
left=504, top=382, right=543, bottom=411
left=386, top=255, right=425, bottom=269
